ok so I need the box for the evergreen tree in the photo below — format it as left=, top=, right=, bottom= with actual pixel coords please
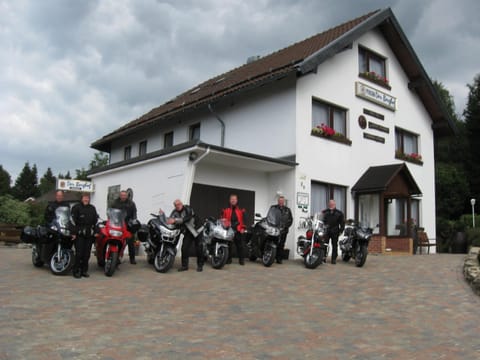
left=39, top=167, right=57, bottom=195
left=65, top=171, right=71, bottom=179
left=0, top=165, right=11, bottom=196
left=463, top=74, right=480, bottom=198
left=75, top=168, right=88, bottom=181
left=12, top=162, right=39, bottom=200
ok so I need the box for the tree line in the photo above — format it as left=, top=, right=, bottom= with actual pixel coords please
left=0, top=152, right=108, bottom=225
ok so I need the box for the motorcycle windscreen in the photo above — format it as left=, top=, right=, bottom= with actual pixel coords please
left=266, top=206, right=281, bottom=227
left=106, top=208, right=125, bottom=228
left=54, top=206, right=71, bottom=235
left=157, top=212, right=177, bottom=230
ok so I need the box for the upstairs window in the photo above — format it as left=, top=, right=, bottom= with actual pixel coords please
left=312, top=99, right=347, bottom=136
left=139, top=140, right=147, bottom=156
left=164, top=131, right=174, bottom=149
left=395, top=128, right=422, bottom=164
left=359, top=47, right=389, bottom=87
left=124, top=145, right=131, bottom=160
left=189, top=123, right=200, bottom=141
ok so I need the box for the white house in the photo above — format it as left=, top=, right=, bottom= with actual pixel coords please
left=89, top=8, right=455, bottom=257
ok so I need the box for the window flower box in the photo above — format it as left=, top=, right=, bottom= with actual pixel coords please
left=359, top=71, right=391, bottom=90
left=311, top=124, right=352, bottom=145
left=395, top=150, right=423, bottom=165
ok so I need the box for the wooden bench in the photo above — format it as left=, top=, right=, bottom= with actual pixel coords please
left=417, top=230, right=436, bottom=254
left=0, top=223, right=23, bottom=244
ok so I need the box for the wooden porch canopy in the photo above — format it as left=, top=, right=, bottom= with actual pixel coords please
left=352, top=163, right=422, bottom=236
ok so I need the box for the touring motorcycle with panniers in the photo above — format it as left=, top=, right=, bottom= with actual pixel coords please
left=200, top=217, right=234, bottom=269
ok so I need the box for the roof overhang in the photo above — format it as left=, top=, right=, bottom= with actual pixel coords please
left=88, top=140, right=296, bottom=177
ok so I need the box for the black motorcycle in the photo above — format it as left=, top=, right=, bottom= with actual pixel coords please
left=339, top=220, right=373, bottom=267
left=246, top=207, right=281, bottom=267
left=21, top=206, right=75, bottom=275
left=138, top=212, right=181, bottom=273
left=200, top=217, right=234, bottom=269
left=296, top=216, right=329, bottom=269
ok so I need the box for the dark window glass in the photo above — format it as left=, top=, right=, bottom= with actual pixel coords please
left=311, top=181, right=347, bottom=216
left=189, top=123, right=200, bottom=141
left=312, top=99, right=347, bottom=136
left=359, top=47, right=386, bottom=78
left=124, top=146, right=131, bottom=160
left=139, top=141, right=147, bottom=156
left=164, top=132, right=174, bottom=148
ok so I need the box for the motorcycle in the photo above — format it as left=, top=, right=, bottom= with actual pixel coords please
left=21, top=206, right=75, bottom=275
left=95, top=208, right=140, bottom=277
left=296, top=215, right=329, bottom=269
left=138, top=212, right=181, bottom=273
left=246, top=207, right=281, bottom=267
left=200, top=217, right=234, bottom=269
left=339, top=220, right=373, bottom=267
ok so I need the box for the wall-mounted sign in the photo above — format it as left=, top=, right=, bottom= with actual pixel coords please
left=358, top=115, right=367, bottom=129
left=363, top=132, right=385, bottom=143
left=57, top=179, right=94, bottom=192
left=356, top=82, right=397, bottom=111
left=363, top=108, right=385, bottom=120
left=368, top=122, right=390, bottom=133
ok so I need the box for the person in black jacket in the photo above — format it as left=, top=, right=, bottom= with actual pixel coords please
left=322, top=199, right=345, bottom=264
left=71, top=193, right=98, bottom=278
left=111, top=190, right=138, bottom=264
left=270, top=196, right=293, bottom=264
left=44, top=190, right=66, bottom=224
left=168, top=199, right=203, bottom=272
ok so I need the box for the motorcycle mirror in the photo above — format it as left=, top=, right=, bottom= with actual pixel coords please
left=255, top=213, right=262, bottom=218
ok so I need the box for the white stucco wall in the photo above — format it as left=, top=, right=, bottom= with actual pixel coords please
left=293, top=28, right=437, bottom=251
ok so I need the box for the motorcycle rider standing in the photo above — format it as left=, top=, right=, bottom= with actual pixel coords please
left=168, top=199, right=203, bottom=272
left=269, top=196, right=293, bottom=264
left=322, top=199, right=345, bottom=264
left=71, top=193, right=98, bottom=278
left=44, top=190, right=66, bottom=224
left=221, top=194, right=246, bottom=265
left=111, top=190, right=138, bottom=264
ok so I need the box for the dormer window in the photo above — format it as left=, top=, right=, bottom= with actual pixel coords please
left=124, top=145, right=131, bottom=160
left=359, top=46, right=390, bottom=89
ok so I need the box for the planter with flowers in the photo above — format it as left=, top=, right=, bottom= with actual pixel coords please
left=359, top=71, right=391, bottom=90
left=395, top=150, right=423, bottom=165
left=311, top=124, right=352, bottom=145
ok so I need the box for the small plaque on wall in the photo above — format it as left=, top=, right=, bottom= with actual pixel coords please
left=363, top=132, right=385, bottom=143
left=358, top=115, right=367, bottom=129
left=368, top=122, right=390, bottom=133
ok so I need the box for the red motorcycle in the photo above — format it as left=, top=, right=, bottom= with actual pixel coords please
left=95, top=208, right=139, bottom=277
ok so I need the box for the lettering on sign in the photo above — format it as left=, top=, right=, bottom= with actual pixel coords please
left=356, top=82, right=397, bottom=111
left=368, top=122, right=390, bottom=133
left=363, top=108, right=385, bottom=120
left=363, top=132, right=385, bottom=143
left=57, top=179, right=94, bottom=192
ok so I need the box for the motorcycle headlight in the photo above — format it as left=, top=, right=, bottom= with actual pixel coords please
left=109, top=230, right=123, bottom=237
left=266, top=226, right=280, bottom=237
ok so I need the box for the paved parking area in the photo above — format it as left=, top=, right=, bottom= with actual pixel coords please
left=0, top=247, right=479, bottom=359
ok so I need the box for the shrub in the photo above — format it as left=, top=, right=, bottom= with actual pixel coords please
left=466, top=228, right=480, bottom=247
left=459, top=214, right=480, bottom=229
left=436, top=217, right=454, bottom=253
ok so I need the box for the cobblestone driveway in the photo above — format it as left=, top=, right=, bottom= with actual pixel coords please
left=0, top=247, right=478, bottom=359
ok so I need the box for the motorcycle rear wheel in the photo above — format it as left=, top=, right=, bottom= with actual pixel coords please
left=211, top=246, right=228, bottom=269
left=50, top=249, right=74, bottom=275
left=304, top=248, right=324, bottom=269
left=105, top=251, right=118, bottom=277
left=355, top=245, right=368, bottom=267
left=32, top=245, right=44, bottom=267
left=154, top=251, right=175, bottom=273
left=262, top=245, right=276, bottom=267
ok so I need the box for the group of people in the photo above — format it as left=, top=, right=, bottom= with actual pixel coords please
left=44, top=189, right=345, bottom=278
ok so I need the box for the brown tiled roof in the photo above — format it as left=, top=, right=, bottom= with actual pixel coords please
left=92, top=9, right=380, bottom=151
left=92, top=7, right=456, bottom=152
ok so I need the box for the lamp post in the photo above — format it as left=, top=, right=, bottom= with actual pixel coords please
left=471, top=199, right=476, bottom=228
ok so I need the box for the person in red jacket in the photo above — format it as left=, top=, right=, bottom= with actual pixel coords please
left=221, top=194, right=246, bottom=265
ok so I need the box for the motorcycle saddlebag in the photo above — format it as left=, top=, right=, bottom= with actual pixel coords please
left=20, top=226, right=38, bottom=243
left=137, top=224, right=149, bottom=242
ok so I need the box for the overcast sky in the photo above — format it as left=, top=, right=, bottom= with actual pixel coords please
left=1, top=0, right=479, bottom=182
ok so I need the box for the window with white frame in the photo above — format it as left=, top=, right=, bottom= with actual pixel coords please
left=311, top=181, right=347, bottom=217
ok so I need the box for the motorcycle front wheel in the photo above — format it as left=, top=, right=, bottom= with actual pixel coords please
left=154, top=250, right=175, bottom=273
left=262, top=244, right=276, bottom=267
left=32, top=244, right=44, bottom=267
left=105, top=251, right=119, bottom=277
left=50, top=249, right=74, bottom=275
left=304, top=248, right=324, bottom=269
left=211, top=245, right=228, bottom=269
left=355, top=245, right=368, bottom=267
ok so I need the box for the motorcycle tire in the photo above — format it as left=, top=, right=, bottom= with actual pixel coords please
left=105, top=251, right=119, bottom=277
left=355, top=245, right=368, bottom=267
left=304, top=248, right=324, bottom=269
left=50, top=249, right=74, bottom=275
left=154, top=251, right=175, bottom=273
left=211, top=246, right=228, bottom=270
left=262, top=245, right=276, bottom=267
left=147, top=255, right=154, bottom=264
left=342, top=253, right=351, bottom=262
left=32, top=245, right=44, bottom=267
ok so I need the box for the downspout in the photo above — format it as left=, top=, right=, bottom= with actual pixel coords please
left=182, top=146, right=211, bottom=203
left=207, top=103, right=225, bottom=147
